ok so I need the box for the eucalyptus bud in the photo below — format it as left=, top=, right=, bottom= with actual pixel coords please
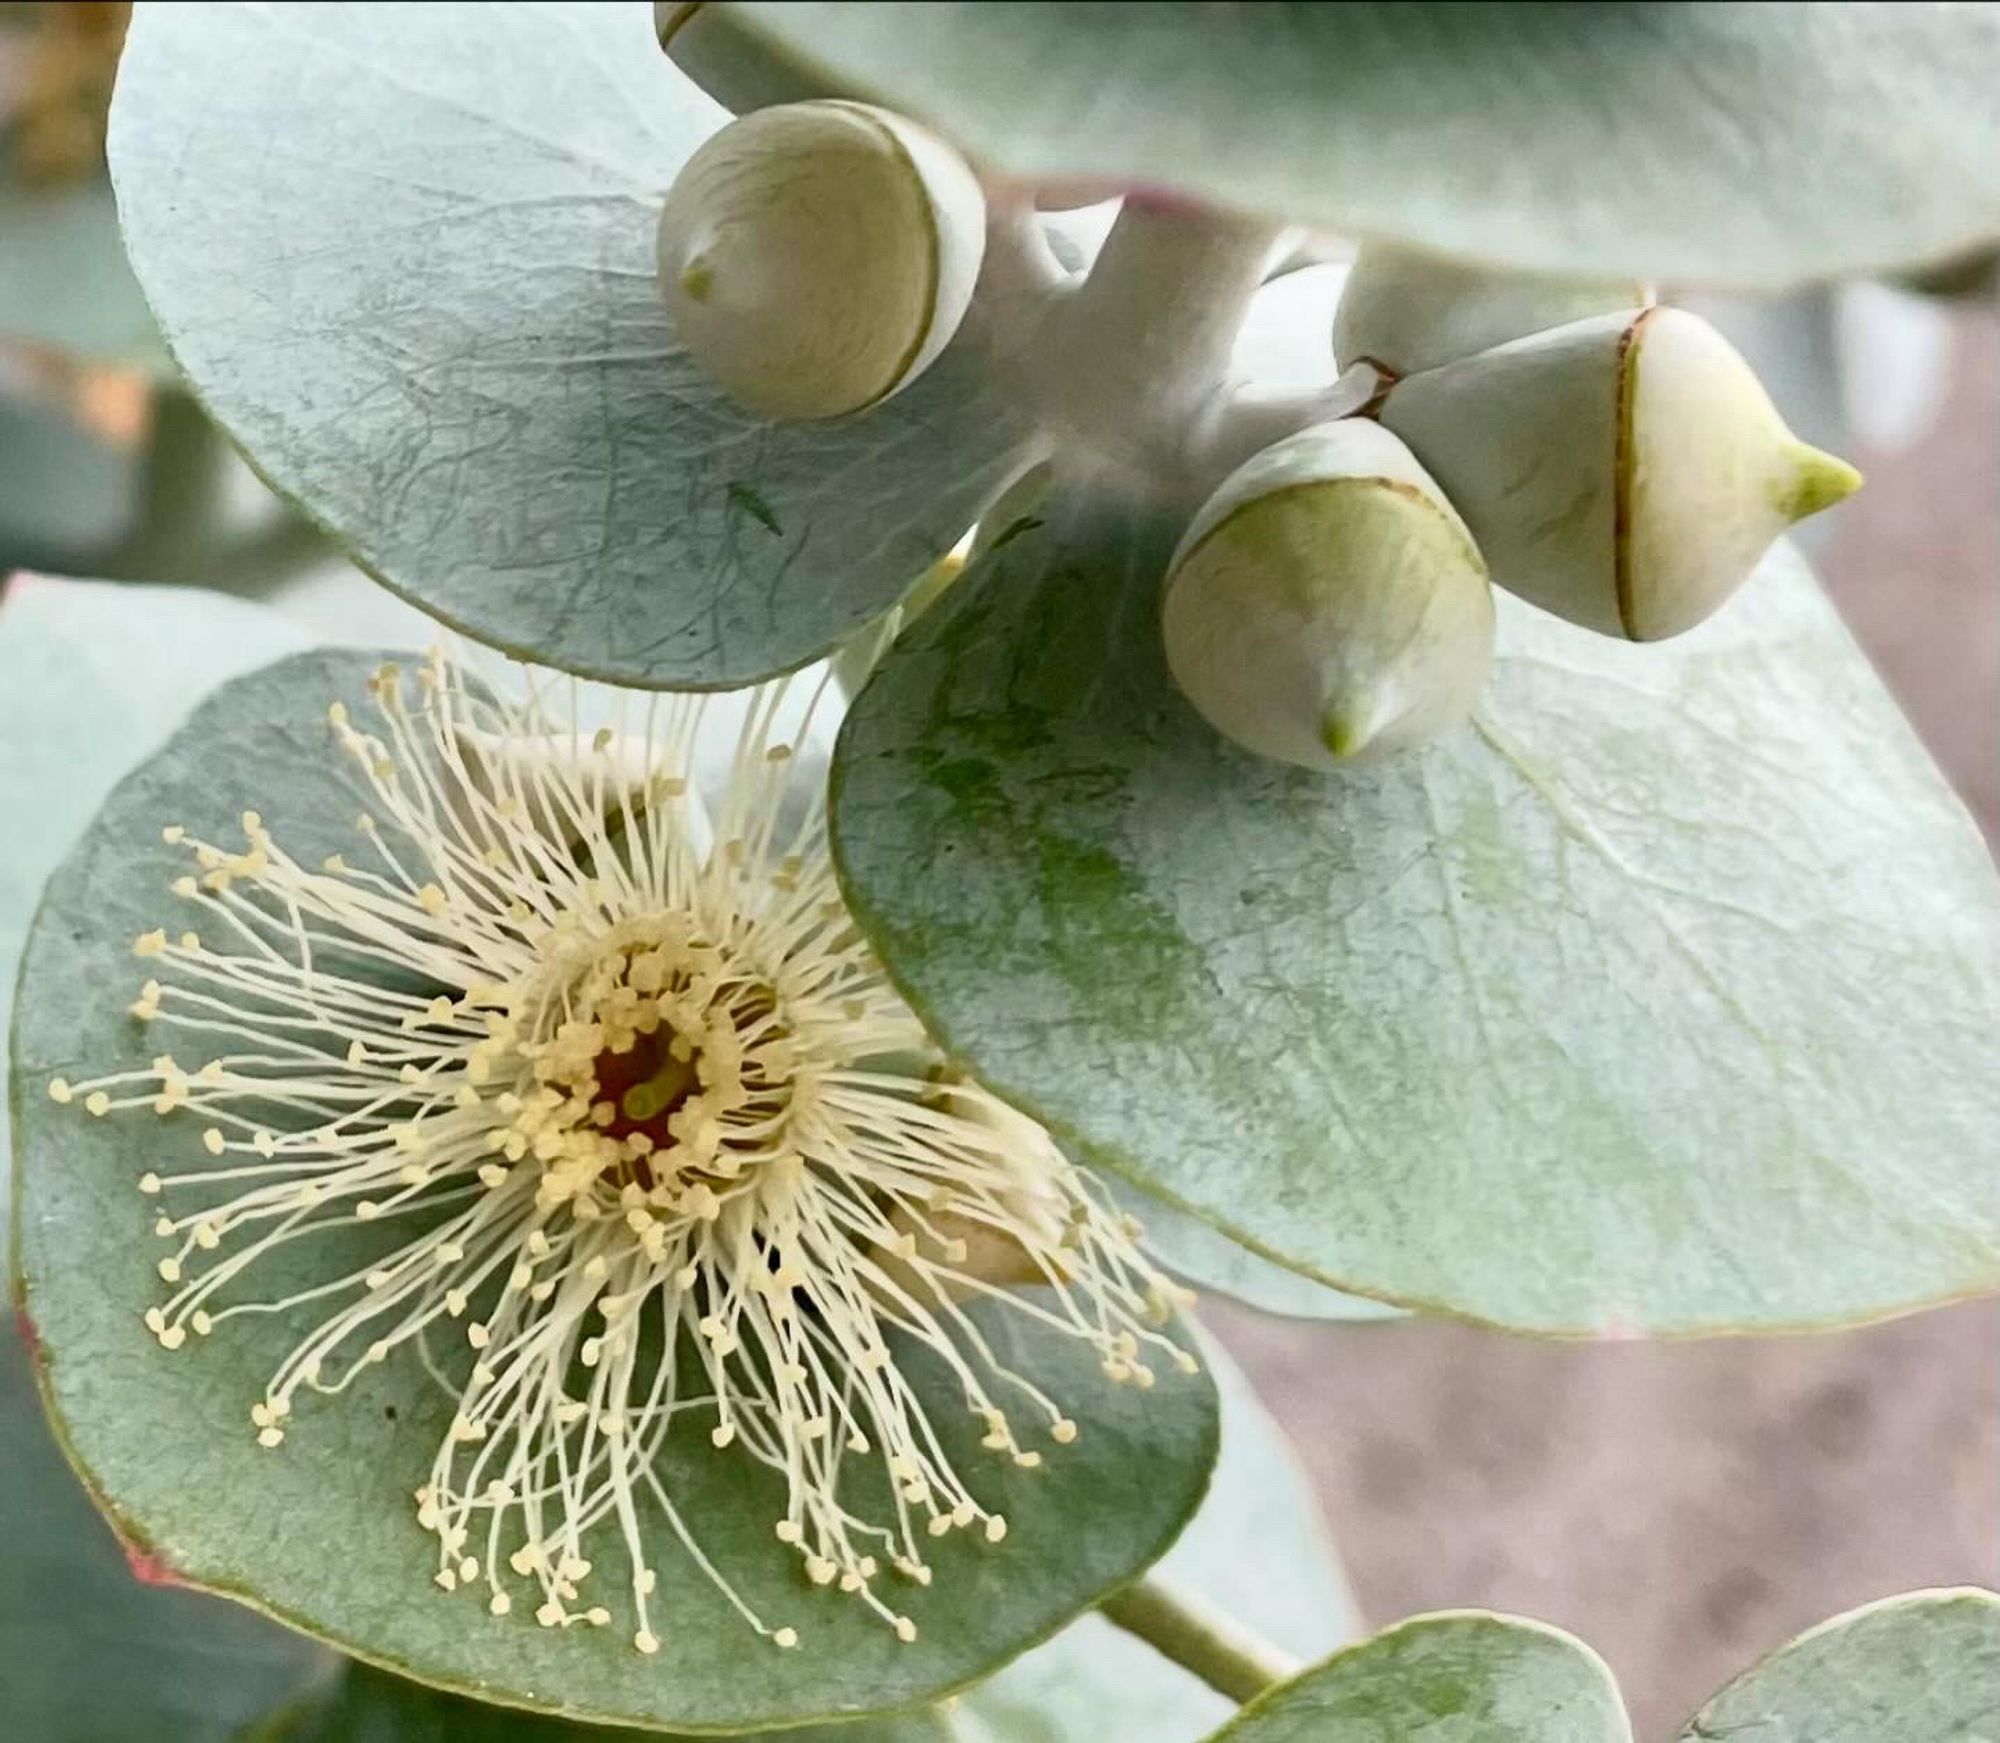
left=1333, top=241, right=1645, bottom=378
left=1162, top=419, right=1494, bottom=769
left=1381, top=306, right=1862, bottom=640
left=657, top=100, right=986, bottom=421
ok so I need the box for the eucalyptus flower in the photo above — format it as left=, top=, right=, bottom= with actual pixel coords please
left=47, top=652, right=1193, bottom=1656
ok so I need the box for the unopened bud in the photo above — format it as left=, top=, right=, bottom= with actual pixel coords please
left=1382, top=306, right=1861, bottom=640
left=657, top=100, right=985, bottom=421
left=1163, top=419, right=1493, bottom=769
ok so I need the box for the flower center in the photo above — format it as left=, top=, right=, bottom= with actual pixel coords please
left=588, top=1028, right=702, bottom=1184
left=510, top=918, right=798, bottom=1211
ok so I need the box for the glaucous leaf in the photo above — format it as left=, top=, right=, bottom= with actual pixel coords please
left=256, top=1340, right=1338, bottom=1743
left=108, top=2, right=1035, bottom=688
left=1674, top=1589, right=2000, bottom=1743
left=954, top=1332, right=1360, bottom=1743
left=11, top=647, right=1220, bottom=1732
left=830, top=494, right=2000, bottom=1334
left=248, top=1660, right=949, bottom=1743
left=719, top=3, right=2000, bottom=287
left=1201, top=1612, right=1628, bottom=1743
left=1122, top=1189, right=1404, bottom=1324
left=1, top=576, right=328, bottom=1743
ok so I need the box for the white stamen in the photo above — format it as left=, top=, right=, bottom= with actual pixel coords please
left=57, top=650, right=1189, bottom=1650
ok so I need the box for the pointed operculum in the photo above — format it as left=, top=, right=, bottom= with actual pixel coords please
left=1624, top=307, right=1860, bottom=639
left=657, top=100, right=985, bottom=421
left=1162, top=419, right=1495, bottom=771
left=1380, top=306, right=1860, bottom=641
left=1332, top=241, right=1645, bottom=378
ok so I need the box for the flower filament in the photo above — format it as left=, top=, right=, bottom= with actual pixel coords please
left=53, top=651, right=1195, bottom=1653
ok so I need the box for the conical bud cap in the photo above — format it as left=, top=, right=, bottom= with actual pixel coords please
left=1382, top=306, right=1861, bottom=640
left=1163, top=420, right=1495, bottom=770
left=658, top=100, right=985, bottom=421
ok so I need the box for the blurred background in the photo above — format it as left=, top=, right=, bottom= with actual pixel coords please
left=3, top=4, right=1994, bottom=1735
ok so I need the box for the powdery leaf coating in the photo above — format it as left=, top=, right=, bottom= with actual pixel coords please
left=1118, top=1189, right=1404, bottom=1324
left=1200, top=1613, right=1629, bottom=1743
left=109, top=2, right=1034, bottom=687
left=1673, top=1589, right=2000, bottom=1743
left=723, top=2, right=2000, bottom=287
left=831, top=493, right=2000, bottom=1335
left=0, top=577, right=328, bottom=1743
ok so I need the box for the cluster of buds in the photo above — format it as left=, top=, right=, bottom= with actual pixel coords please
left=650, top=74, right=1861, bottom=772
left=1171, top=248, right=1860, bottom=766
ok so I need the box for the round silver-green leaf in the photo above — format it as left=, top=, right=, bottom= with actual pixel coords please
left=1, top=576, right=327, bottom=1743
left=830, top=493, right=2000, bottom=1335
left=720, top=2, right=2000, bottom=286
left=1203, top=1613, right=1629, bottom=1743
left=108, top=2, right=1033, bottom=688
left=251, top=1661, right=949, bottom=1743
left=11, top=646, right=1219, bottom=1732
left=1120, top=1189, right=1404, bottom=1325
left=1676, top=1589, right=2000, bottom=1743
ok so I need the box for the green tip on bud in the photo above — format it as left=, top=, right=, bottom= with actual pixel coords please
left=1382, top=305, right=1853, bottom=644
left=1776, top=444, right=1863, bottom=524
left=1319, top=699, right=1381, bottom=761
left=1163, top=420, right=1495, bottom=772
left=678, top=256, right=715, bottom=303
left=657, top=100, right=985, bottom=421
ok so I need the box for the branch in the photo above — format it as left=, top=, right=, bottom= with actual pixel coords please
left=1097, top=1575, right=1302, bottom=1704
left=1188, top=360, right=1386, bottom=484
left=1019, top=197, right=1283, bottom=498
